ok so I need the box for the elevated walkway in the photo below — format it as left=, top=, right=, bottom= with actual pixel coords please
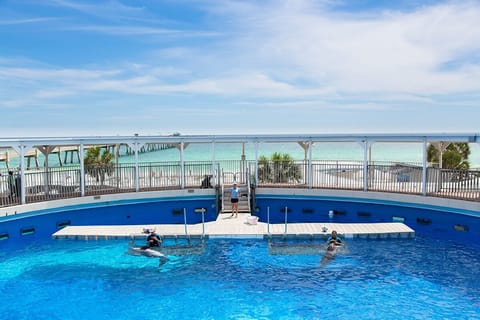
left=52, top=213, right=415, bottom=240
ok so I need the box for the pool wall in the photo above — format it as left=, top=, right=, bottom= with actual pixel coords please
left=255, top=189, right=480, bottom=243
left=0, top=189, right=217, bottom=248
left=0, top=188, right=479, bottom=248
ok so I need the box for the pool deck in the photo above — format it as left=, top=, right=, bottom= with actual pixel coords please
left=52, top=212, right=415, bottom=240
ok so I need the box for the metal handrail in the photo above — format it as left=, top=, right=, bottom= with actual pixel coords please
left=220, top=169, right=225, bottom=213
left=246, top=166, right=251, bottom=213
left=1, top=159, right=479, bottom=208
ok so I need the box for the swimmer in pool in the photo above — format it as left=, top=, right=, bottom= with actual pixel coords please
left=326, top=230, right=343, bottom=246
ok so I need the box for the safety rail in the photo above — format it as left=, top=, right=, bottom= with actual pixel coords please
left=220, top=168, right=251, bottom=214
left=1, top=160, right=479, bottom=208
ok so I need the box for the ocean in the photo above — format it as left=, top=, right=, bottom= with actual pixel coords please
left=122, top=142, right=480, bottom=168
left=1, top=142, right=480, bottom=169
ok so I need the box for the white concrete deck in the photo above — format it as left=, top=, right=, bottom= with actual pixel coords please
left=52, top=212, right=415, bottom=240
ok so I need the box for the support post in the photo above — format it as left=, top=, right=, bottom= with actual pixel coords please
left=211, top=141, right=216, bottom=185
left=12, top=144, right=32, bottom=205
left=308, top=140, right=313, bottom=188
left=267, top=206, right=270, bottom=235
left=254, top=141, right=259, bottom=186
left=363, top=140, right=369, bottom=192
left=127, top=139, right=144, bottom=193
left=134, top=142, right=139, bottom=192
left=37, top=145, right=56, bottom=196
left=19, top=146, right=26, bottom=205
left=422, top=139, right=428, bottom=196
left=80, top=144, right=85, bottom=196
left=180, top=141, right=185, bottom=189
left=183, top=208, right=188, bottom=236
left=201, top=210, right=205, bottom=237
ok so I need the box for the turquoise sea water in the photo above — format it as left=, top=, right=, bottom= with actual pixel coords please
left=122, top=142, right=480, bottom=166
left=2, top=142, right=480, bottom=169
left=0, top=237, right=479, bottom=319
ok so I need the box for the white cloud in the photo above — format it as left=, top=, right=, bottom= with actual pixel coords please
left=0, top=67, right=120, bottom=80
left=12, top=1, right=480, bottom=98
left=68, top=25, right=219, bottom=37
left=1, top=0, right=480, bottom=129
left=49, top=0, right=145, bottom=18
left=225, top=1, right=480, bottom=95
left=0, top=17, right=60, bottom=25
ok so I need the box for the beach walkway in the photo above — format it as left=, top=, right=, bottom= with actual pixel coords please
left=52, top=212, right=415, bottom=240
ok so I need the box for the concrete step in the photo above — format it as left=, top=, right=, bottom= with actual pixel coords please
left=222, top=183, right=250, bottom=214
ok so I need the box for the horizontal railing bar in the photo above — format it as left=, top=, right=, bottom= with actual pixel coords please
left=0, top=160, right=479, bottom=208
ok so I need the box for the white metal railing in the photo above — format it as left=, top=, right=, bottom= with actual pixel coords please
left=1, top=159, right=480, bottom=208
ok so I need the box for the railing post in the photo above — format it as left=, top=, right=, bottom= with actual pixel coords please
left=363, top=140, right=369, bottom=192
left=80, top=143, right=85, bottom=197
left=180, top=141, right=185, bottom=189
left=19, top=145, right=26, bottom=205
left=202, top=210, right=205, bottom=237
left=149, top=163, right=152, bottom=189
left=11, top=144, right=31, bottom=205
left=183, top=208, right=188, bottom=236
left=134, top=142, right=139, bottom=192
left=254, top=141, right=259, bottom=187
left=335, top=161, right=339, bottom=187
left=267, top=206, right=270, bottom=235
left=284, top=206, right=288, bottom=234
left=211, top=141, right=216, bottom=185
left=422, top=139, right=427, bottom=196
left=308, top=140, right=313, bottom=189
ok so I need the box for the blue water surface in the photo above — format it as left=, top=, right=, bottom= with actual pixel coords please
left=1, top=237, right=479, bottom=319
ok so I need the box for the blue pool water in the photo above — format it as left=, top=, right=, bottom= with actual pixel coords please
left=1, top=237, right=479, bottom=319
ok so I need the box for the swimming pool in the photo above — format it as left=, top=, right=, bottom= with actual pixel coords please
left=1, top=237, right=479, bottom=319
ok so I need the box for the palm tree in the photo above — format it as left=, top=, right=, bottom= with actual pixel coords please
left=427, top=142, right=470, bottom=169
left=258, top=155, right=273, bottom=183
left=271, top=152, right=300, bottom=183
left=258, top=152, right=302, bottom=183
left=84, top=146, right=114, bottom=185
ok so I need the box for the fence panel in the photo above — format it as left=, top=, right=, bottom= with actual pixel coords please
left=368, top=163, right=423, bottom=194
left=183, top=162, right=215, bottom=189
left=428, top=168, right=480, bottom=201
left=256, top=160, right=306, bottom=188
left=19, top=167, right=82, bottom=202
left=84, top=163, right=135, bottom=196
left=2, top=159, right=480, bottom=208
left=312, top=161, right=363, bottom=190
left=138, top=162, right=181, bottom=190
left=0, top=169, right=21, bottom=207
left=219, top=160, right=245, bottom=185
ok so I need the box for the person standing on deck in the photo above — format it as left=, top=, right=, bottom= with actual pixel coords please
left=230, top=182, right=240, bottom=218
left=7, top=171, right=16, bottom=198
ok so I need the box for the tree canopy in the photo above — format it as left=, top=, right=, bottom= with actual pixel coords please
left=427, top=142, right=470, bottom=170
left=84, top=146, right=114, bottom=184
left=258, top=152, right=302, bottom=183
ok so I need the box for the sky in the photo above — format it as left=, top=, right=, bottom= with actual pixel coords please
left=1, top=0, right=480, bottom=137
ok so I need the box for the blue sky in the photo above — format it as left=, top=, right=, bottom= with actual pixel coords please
left=1, top=0, right=479, bottom=136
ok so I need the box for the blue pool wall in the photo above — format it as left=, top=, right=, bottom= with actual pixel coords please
left=0, top=190, right=217, bottom=248
left=254, top=189, right=480, bottom=243
left=0, top=188, right=479, bottom=249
